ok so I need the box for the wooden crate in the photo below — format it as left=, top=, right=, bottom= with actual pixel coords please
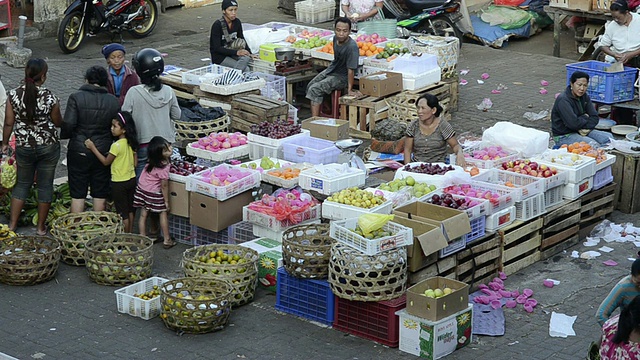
left=540, top=200, right=581, bottom=261
left=339, top=95, right=388, bottom=132
left=183, top=0, right=221, bottom=8
left=611, top=150, right=640, bottom=214
left=385, top=78, right=457, bottom=124
left=579, top=182, right=615, bottom=239
left=230, top=95, right=289, bottom=133
left=500, top=218, right=543, bottom=276
left=456, top=234, right=501, bottom=290
left=408, top=255, right=456, bottom=285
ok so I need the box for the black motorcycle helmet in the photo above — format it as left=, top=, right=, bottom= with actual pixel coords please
left=132, top=48, right=164, bottom=80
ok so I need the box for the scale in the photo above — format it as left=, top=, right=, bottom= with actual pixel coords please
left=274, top=55, right=313, bottom=75
left=335, top=139, right=367, bottom=173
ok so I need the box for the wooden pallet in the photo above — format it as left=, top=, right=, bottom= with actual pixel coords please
left=385, top=79, right=455, bottom=124
left=540, top=200, right=581, bottom=260
left=408, top=255, right=456, bottom=285
left=579, top=182, right=616, bottom=239
left=611, top=150, right=640, bottom=214
left=456, top=234, right=501, bottom=290
left=160, top=70, right=196, bottom=93
left=339, top=95, right=388, bottom=132
left=230, top=95, right=289, bottom=132
left=499, top=218, right=543, bottom=276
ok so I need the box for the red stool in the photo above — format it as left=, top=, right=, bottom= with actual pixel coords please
left=320, top=89, right=341, bottom=118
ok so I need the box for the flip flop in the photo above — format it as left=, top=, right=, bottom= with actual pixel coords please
left=163, top=238, right=177, bottom=249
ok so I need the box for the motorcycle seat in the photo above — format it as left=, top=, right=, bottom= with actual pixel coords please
left=404, top=0, right=451, bottom=14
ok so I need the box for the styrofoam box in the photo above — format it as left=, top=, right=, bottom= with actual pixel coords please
left=114, top=277, right=169, bottom=320
left=403, top=67, right=441, bottom=91
left=298, top=165, right=366, bottom=195
left=330, top=218, right=413, bottom=256
left=394, top=53, right=439, bottom=76
left=185, top=165, right=261, bottom=201
left=243, top=204, right=322, bottom=232
left=473, top=168, right=545, bottom=201
left=419, top=192, right=489, bottom=220
left=596, top=153, right=616, bottom=172
left=532, top=150, right=596, bottom=183
left=248, top=129, right=310, bottom=148
left=544, top=185, right=565, bottom=209
left=515, top=192, right=546, bottom=221
left=321, top=199, right=393, bottom=220
left=282, top=136, right=341, bottom=164
left=485, top=206, right=516, bottom=232
left=563, top=176, right=593, bottom=200
left=186, top=142, right=249, bottom=162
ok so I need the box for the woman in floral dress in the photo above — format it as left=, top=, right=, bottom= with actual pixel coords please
left=600, top=295, right=640, bottom=359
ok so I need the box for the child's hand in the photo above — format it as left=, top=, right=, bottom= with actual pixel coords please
left=84, top=139, right=95, bottom=149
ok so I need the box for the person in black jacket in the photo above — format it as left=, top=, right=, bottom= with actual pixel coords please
left=209, top=0, right=252, bottom=72
left=551, top=71, right=613, bottom=147
left=62, top=66, right=120, bottom=213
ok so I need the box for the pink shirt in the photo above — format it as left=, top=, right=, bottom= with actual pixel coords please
left=600, top=314, right=640, bottom=359
left=138, top=164, right=169, bottom=193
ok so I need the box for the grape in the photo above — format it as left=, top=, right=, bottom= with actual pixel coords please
left=250, top=120, right=302, bottom=139
left=403, top=163, right=455, bottom=175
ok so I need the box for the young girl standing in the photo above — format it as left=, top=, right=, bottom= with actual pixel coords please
left=85, top=111, right=138, bottom=233
left=132, top=136, right=175, bottom=249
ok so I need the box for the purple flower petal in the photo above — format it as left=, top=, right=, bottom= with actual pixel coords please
left=524, top=304, right=534, bottom=313
left=526, top=299, right=538, bottom=308
left=512, top=290, right=520, bottom=298
left=490, top=300, right=502, bottom=309
left=481, top=73, right=490, bottom=80
left=506, top=300, right=517, bottom=308
left=516, top=295, right=528, bottom=304
left=523, top=289, right=533, bottom=297
left=540, top=80, right=549, bottom=86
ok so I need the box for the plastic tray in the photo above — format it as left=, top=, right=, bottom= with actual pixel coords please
left=443, top=181, right=516, bottom=215
left=566, top=60, right=637, bottom=104
left=186, top=142, right=249, bottom=162
left=532, top=149, right=596, bottom=183
left=251, top=72, right=287, bottom=101
left=169, top=214, right=195, bottom=245
left=247, top=129, right=310, bottom=148
left=200, top=77, right=266, bottom=96
left=298, top=165, right=366, bottom=195
left=282, top=136, right=340, bottom=164
left=593, top=166, right=614, bottom=190
left=114, top=277, right=169, bottom=320
left=276, top=267, right=335, bottom=325
left=321, top=199, right=393, bottom=221
left=463, top=215, right=486, bottom=244
left=243, top=204, right=322, bottom=232
left=261, top=163, right=313, bottom=188
left=185, top=165, right=260, bottom=201
left=473, top=168, right=545, bottom=201
left=181, top=64, right=233, bottom=85
left=515, top=193, right=546, bottom=221
left=329, top=218, right=412, bottom=256
left=485, top=206, right=516, bottom=232
left=419, top=192, right=489, bottom=220
left=438, top=236, right=465, bottom=258
left=232, top=157, right=293, bottom=180
left=563, top=176, right=594, bottom=200
left=227, top=221, right=259, bottom=245
left=544, top=185, right=565, bottom=209
left=249, top=142, right=281, bottom=160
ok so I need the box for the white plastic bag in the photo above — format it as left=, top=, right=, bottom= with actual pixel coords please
left=482, top=122, right=549, bottom=158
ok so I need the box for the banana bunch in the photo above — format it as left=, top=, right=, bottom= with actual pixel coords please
left=0, top=158, right=16, bottom=189
left=0, top=223, right=16, bottom=241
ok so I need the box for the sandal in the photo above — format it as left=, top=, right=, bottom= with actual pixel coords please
left=163, top=238, right=177, bottom=249
left=36, top=226, right=48, bottom=236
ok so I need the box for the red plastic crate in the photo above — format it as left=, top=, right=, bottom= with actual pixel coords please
left=333, top=294, right=406, bottom=347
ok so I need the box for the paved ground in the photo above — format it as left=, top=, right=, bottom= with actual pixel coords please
left=0, top=2, right=636, bottom=359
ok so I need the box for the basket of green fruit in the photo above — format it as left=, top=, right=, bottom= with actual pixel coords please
left=160, top=277, right=232, bottom=334
left=0, top=236, right=61, bottom=286
left=282, top=223, right=334, bottom=279
left=50, top=211, right=124, bottom=266
left=182, top=244, right=259, bottom=307
left=84, top=234, right=154, bottom=286
left=328, top=242, right=407, bottom=302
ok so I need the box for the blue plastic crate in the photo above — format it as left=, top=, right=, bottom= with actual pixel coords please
left=566, top=60, right=637, bottom=104
left=463, top=215, right=486, bottom=244
left=275, top=267, right=334, bottom=326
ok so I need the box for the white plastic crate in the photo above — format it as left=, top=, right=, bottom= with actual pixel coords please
left=419, top=192, right=489, bottom=220
left=514, top=193, right=546, bottom=221
left=249, top=142, right=280, bottom=160
left=540, top=170, right=568, bottom=191
left=394, top=53, right=440, bottom=76
left=321, top=199, right=393, bottom=220
left=282, top=136, right=341, bottom=164
left=232, top=157, right=293, bottom=180
left=185, top=165, right=260, bottom=201
left=532, top=150, right=597, bottom=183
left=403, top=67, right=442, bottom=91
left=200, top=77, right=266, bottom=96
left=247, top=129, right=310, bottom=148
left=243, top=204, right=322, bottom=232
left=395, top=162, right=469, bottom=189
left=439, top=237, right=465, bottom=258
left=114, top=277, right=169, bottom=320
left=250, top=72, right=287, bottom=101
left=485, top=206, right=516, bottom=232
left=252, top=219, right=321, bottom=242
left=169, top=214, right=195, bottom=245
left=544, top=185, right=565, bottom=209
left=250, top=58, right=277, bottom=74
left=473, top=168, right=545, bottom=201
left=228, top=221, right=259, bottom=244
left=462, top=143, right=520, bottom=170
left=443, top=182, right=516, bottom=215
left=261, top=164, right=310, bottom=188
left=563, top=176, right=594, bottom=200
left=295, top=0, right=335, bottom=24
left=298, top=165, right=366, bottom=195
left=593, top=166, right=614, bottom=190
left=181, top=64, right=233, bottom=85
left=596, top=153, right=616, bottom=172
left=186, top=142, right=249, bottom=162
left=329, top=218, right=413, bottom=255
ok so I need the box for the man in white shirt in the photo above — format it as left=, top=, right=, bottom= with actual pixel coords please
left=599, top=0, right=640, bottom=67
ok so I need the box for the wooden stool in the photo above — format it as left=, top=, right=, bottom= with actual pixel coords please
left=320, top=89, right=341, bottom=118
left=339, top=95, right=388, bottom=131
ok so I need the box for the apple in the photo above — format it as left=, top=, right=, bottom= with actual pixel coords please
left=529, top=170, right=538, bottom=177
left=434, top=289, right=444, bottom=298
left=543, top=170, right=552, bottom=177
left=443, top=287, right=453, bottom=295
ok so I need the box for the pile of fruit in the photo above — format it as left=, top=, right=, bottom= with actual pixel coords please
left=195, top=250, right=247, bottom=268
left=560, top=142, right=608, bottom=163
left=349, top=224, right=394, bottom=240
left=298, top=29, right=332, bottom=39
left=355, top=33, right=387, bottom=44
left=267, top=167, right=302, bottom=180
left=378, top=176, right=437, bottom=198
left=325, top=188, right=386, bottom=209
left=426, top=193, right=483, bottom=210
left=1, top=182, right=72, bottom=227
left=198, top=166, right=254, bottom=187
left=500, top=160, right=558, bottom=178
left=250, top=120, right=301, bottom=139
left=422, top=286, right=454, bottom=298
left=403, top=163, right=455, bottom=175
left=443, top=184, right=503, bottom=206
left=134, top=285, right=161, bottom=301
left=317, top=42, right=335, bottom=54
left=357, top=42, right=384, bottom=57
left=170, top=159, right=207, bottom=177
left=247, top=187, right=319, bottom=222
left=292, top=37, right=329, bottom=49
left=0, top=223, right=16, bottom=242
left=190, top=132, right=248, bottom=153
left=240, top=157, right=284, bottom=171
left=0, top=157, right=16, bottom=189
left=539, top=152, right=586, bottom=166
left=373, top=42, right=410, bottom=61
left=466, top=145, right=511, bottom=161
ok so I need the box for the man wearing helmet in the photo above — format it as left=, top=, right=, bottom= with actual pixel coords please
left=209, top=0, right=252, bottom=72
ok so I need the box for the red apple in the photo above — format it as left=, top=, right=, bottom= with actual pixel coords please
left=550, top=167, right=558, bottom=175
left=529, top=163, right=538, bottom=171
left=539, top=164, right=548, bottom=171
left=529, top=170, right=538, bottom=177
left=543, top=170, right=552, bottom=178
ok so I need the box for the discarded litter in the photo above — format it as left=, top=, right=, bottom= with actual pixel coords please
left=598, top=246, right=614, bottom=253
left=580, top=251, right=602, bottom=259
left=583, top=237, right=600, bottom=247
left=540, top=80, right=549, bottom=86
left=539, top=88, right=548, bottom=95
left=460, top=79, right=468, bottom=85
left=476, top=98, right=493, bottom=111
left=477, top=79, right=485, bottom=84
left=481, top=73, right=490, bottom=80
left=523, top=110, right=549, bottom=121
left=491, top=89, right=501, bottom=94
left=603, top=260, right=618, bottom=266
left=549, top=312, right=576, bottom=338
left=460, top=69, right=469, bottom=75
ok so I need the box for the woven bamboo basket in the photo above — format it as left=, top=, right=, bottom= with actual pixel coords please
left=408, top=36, right=459, bottom=79
left=160, top=277, right=232, bottom=334
left=182, top=244, right=259, bottom=307
left=328, top=243, right=407, bottom=302
left=174, top=114, right=230, bottom=143
left=0, top=236, right=61, bottom=286
left=84, top=234, right=154, bottom=286
left=282, top=223, right=334, bottom=279
left=50, top=211, right=124, bottom=266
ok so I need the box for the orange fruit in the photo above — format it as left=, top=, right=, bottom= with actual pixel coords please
left=365, top=50, right=373, bottom=57
left=359, top=49, right=365, bottom=56
left=369, top=44, right=376, bottom=51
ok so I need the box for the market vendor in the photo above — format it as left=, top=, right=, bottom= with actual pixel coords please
left=598, top=0, right=640, bottom=67
left=551, top=71, right=613, bottom=148
left=306, top=17, right=361, bottom=117
left=209, top=0, right=252, bottom=72
left=341, top=0, right=384, bottom=22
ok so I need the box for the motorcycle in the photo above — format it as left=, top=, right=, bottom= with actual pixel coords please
left=384, top=0, right=467, bottom=43
left=58, top=0, right=159, bottom=54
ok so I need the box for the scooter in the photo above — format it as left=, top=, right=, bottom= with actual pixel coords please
left=384, top=0, right=466, bottom=43
left=57, top=0, right=158, bottom=54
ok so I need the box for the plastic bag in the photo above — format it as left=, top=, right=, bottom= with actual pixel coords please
left=590, top=220, right=612, bottom=238
left=482, top=122, right=549, bottom=158
left=358, top=214, right=394, bottom=236
left=480, top=6, right=533, bottom=30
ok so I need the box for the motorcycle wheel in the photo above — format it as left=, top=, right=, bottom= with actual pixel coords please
left=128, top=0, right=158, bottom=38
left=57, top=11, right=85, bottom=54
left=419, top=18, right=463, bottom=47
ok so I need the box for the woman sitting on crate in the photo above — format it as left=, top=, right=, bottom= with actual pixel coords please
left=341, top=0, right=384, bottom=23
left=551, top=71, right=613, bottom=148
left=596, top=0, right=640, bottom=68
left=209, top=0, right=252, bottom=72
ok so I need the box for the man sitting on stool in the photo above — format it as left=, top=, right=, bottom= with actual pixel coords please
left=306, top=16, right=361, bottom=117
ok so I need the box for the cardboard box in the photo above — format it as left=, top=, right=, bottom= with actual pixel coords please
left=394, top=202, right=471, bottom=242
left=584, top=23, right=604, bottom=39
left=406, top=277, right=470, bottom=321
left=189, top=190, right=254, bottom=232
left=592, top=0, right=611, bottom=10
left=240, top=238, right=283, bottom=293
left=393, top=217, right=448, bottom=272
left=397, top=305, right=473, bottom=359
left=301, top=117, right=350, bottom=141
left=169, top=180, right=190, bottom=218
left=549, top=0, right=568, bottom=8
left=359, top=71, right=403, bottom=97
left=569, top=0, right=591, bottom=10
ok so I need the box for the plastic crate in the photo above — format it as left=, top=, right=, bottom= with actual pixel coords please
left=252, top=219, right=321, bottom=242
left=533, top=158, right=596, bottom=184
left=333, top=295, right=406, bottom=347
left=473, top=168, right=545, bottom=201
left=541, top=170, right=568, bottom=191
left=192, top=225, right=229, bottom=246
left=544, top=185, right=565, bottom=209
left=514, top=192, right=546, bottom=221
left=275, top=267, right=335, bottom=325
left=593, top=165, right=614, bottom=190
left=248, top=129, right=310, bottom=148
left=250, top=58, right=277, bottom=74
left=298, top=165, right=366, bottom=195
left=595, top=153, right=616, bottom=172
left=227, top=221, right=259, bottom=244
left=185, top=164, right=260, bottom=201
left=419, top=192, right=490, bottom=220
left=282, top=136, right=341, bottom=164
left=439, top=236, right=465, bottom=258
left=261, top=163, right=312, bottom=188
left=249, top=142, right=280, bottom=160
left=295, top=0, right=336, bottom=25
left=329, top=218, right=413, bottom=255
left=485, top=206, right=516, bottom=232
left=321, top=199, right=393, bottom=220
left=168, top=214, right=195, bottom=245
left=565, top=60, right=637, bottom=104
left=250, top=72, right=287, bottom=101
left=181, top=64, right=233, bottom=85
left=200, top=77, right=267, bottom=96
left=186, top=142, right=249, bottom=162
left=443, top=182, right=516, bottom=215
left=462, top=143, right=520, bottom=170
left=402, top=67, right=442, bottom=91
left=243, top=204, right=322, bottom=232
left=563, top=176, right=594, bottom=200
left=463, top=215, right=486, bottom=244
left=114, top=277, right=169, bottom=320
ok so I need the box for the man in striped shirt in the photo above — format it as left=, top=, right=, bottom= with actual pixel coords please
left=596, top=259, right=640, bottom=326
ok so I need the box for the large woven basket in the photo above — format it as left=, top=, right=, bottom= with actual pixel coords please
left=328, top=243, right=407, bottom=302
left=0, top=236, right=61, bottom=286
left=408, top=36, right=459, bottom=79
left=282, top=223, right=334, bottom=279
left=182, top=244, right=259, bottom=307
left=174, top=114, right=229, bottom=143
left=50, top=211, right=124, bottom=266
left=160, top=277, right=232, bottom=334
left=84, top=234, right=154, bottom=286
